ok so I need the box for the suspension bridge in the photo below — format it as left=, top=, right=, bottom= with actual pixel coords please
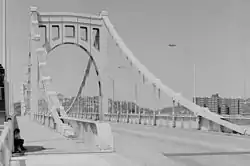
left=1, top=6, right=250, bottom=166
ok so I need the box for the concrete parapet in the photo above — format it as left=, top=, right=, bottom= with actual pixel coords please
left=104, top=113, right=250, bottom=135
left=61, top=117, right=114, bottom=151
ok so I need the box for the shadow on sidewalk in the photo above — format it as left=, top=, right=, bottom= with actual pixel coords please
left=24, top=145, right=55, bottom=153
left=25, top=137, right=68, bottom=144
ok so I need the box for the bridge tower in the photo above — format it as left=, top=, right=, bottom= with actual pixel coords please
left=29, top=7, right=109, bottom=120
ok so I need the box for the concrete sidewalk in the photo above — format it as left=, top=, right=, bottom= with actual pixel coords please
left=10, top=116, right=137, bottom=166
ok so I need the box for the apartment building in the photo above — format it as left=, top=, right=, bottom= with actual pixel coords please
left=194, top=93, right=243, bottom=115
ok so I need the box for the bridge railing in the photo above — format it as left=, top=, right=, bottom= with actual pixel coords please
left=104, top=113, right=198, bottom=128
left=61, top=99, right=250, bottom=134
left=0, top=113, right=19, bottom=166
left=102, top=112, right=250, bottom=134
left=68, top=112, right=99, bottom=120
left=33, top=112, right=114, bottom=152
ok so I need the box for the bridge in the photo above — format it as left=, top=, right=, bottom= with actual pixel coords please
left=1, top=6, right=250, bottom=166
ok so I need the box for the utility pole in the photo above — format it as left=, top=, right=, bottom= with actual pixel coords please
left=112, top=79, right=115, bottom=114
left=193, top=64, right=196, bottom=104
left=134, top=83, right=138, bottom=114
left=244, top=79, right=246, bottom=100
left=107, top=75, right=115, bottom=114
left=244, top=52, right=247, bottom=100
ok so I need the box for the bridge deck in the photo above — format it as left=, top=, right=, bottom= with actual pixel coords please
left=11, top=116, right=136, bottom=166
left=111, top=122, right=250, bottom=166
left=10, top=116, right=250, bottom=166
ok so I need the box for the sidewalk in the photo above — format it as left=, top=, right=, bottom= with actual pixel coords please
left=17, top=116, right=91, bottom=154
left=11, top=116, right=137, bottom=166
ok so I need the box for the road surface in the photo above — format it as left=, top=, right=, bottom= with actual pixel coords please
left=111, top=123, right=250, bottom=166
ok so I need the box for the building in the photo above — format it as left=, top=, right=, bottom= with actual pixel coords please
left=194, top=93, right=244, bottom=115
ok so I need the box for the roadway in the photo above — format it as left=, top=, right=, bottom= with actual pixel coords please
left=111, top=122, right=250, bottom=166
left=13, top=116, right=250, bottom=166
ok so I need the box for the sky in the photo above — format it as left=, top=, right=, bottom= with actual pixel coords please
left=0, top=0, right=250, bottom=108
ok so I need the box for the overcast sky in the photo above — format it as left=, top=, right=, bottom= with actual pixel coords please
left=0, top=0, right=250, bottom=108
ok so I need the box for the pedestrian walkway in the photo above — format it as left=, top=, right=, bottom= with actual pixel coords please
left=10, top=116, right=138, bottom=166
left=17, top=116, right=96, bottom=154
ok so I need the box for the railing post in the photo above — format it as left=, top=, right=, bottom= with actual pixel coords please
left=48, top=115, right=50, bottom=127
left=181, top=116, right=184, bottom=129
left=153, top=110, right=156, bottom=126
left=138, top=108, right=141, bottom=124
left=172, top=99, right=176, bottom=128
left=196, top=115, right=202, bottom=130
left=108, top=113, right=110, bottom=121
left=90, top=97, right=92, bottom=120
left=116, top=109, right=119, bottom=123
left=126, top=104, right=129, bottom=123
left=43, top=113, right=45, bottom=125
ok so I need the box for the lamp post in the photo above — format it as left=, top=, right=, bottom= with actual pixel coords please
left=118, top=66, right=138, bottom=114
left=244, top=51, right=247, bottom=101
left=193, top=64, right=196, bottom=104
left=107, top=75, right=115, bottom=114
left=168, top=44, right=177, bottom=127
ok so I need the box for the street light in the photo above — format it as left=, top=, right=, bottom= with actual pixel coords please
left=244, top=52, right=247, bottom=100
left=117, top=65, right=138, bottom=114
left=106, top=75, right=115, bottom=114
left=168, top=44, right=197, bottom=102
left=193, top=64, right=196, bottom=104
